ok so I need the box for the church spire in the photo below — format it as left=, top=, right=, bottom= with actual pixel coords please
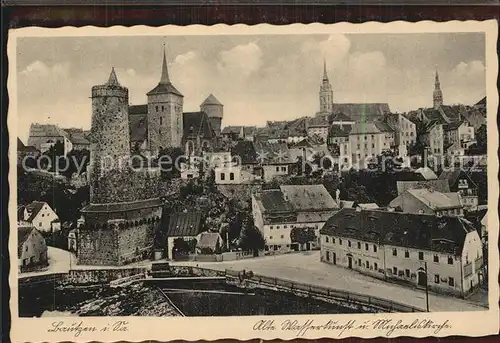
left=160, top=46, right=170, bottom=84
left=323, top=58, right=328, bottom=81
left=107, top=67, right=120, bottom=86
left=433, top=67, right=443, bottom=109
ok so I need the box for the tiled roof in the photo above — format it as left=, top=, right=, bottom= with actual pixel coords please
left=308, top=117, right=330, bottom=128
left=81, top=198, right=163, bottom=213
left=374, top=121, right=394, bottom=133
left=222, top=126, right=242, bottom=134
left=280, top=184, right=339, bottom=211
left=414, top=167, right=438, bottom=180
left=254, top=141, right=293, bottom=164
left=255, top=189, right=295, bottom=213
left=406, top=188, right=462, bottom=210
left=357, top=203, right=379, bottom=209
left=422, top=108, right=446, bottom=123
left=146, top=82, right=183, bottom=97
left=396, top=180, right=450, bottom=195
left=329, top=124, right=352, bottom=138
left=197, top=232, right=222, bottom=249
left=201, top=94, right=223, bottom=106
left=320, top=208, right=474, bottom=255
left=438, top=170, right=477, bottom=189
left=332, top=103, right=390, bottom=121
left=24, top=201, right=47, bottom=223
left=330, top=112, right=353, bottom=122
left=128, top=105, right=148, bottom=143
left=166, top=212, right=204, bottom=237
left=349, top=122, right=383, bottom=135
left=440, top=105, right=463, bottom=121
left=231, top=141, right=257, bottom=164
left=183, top=112, right=215, bottom=140
left=443, top=121, right=463, bottom=131
left=29, top=124, right=68, bottom=138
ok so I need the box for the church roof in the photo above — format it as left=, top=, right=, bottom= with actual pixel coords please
left=332, top=103, right=390, bottom=121
left=107, top=67, right=120, bottom=86
left=128, top=105, right=148, bottom=142
left=201, top=94, right=223, bottom=106
left=183, top=112, right=215, bottom=140
left=147, top=48, right=183, bottom=97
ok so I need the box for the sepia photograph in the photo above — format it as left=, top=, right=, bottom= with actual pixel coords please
left=8, top=21, right=499, bottom=342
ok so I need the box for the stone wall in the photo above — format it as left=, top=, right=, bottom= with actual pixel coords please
left=91, top=167, right=161, bottom=204
left=77, top=227, right=118, bottom=265
left=118, top=222, right=156, bottom=264
left=62, top=267, right=147, bottom=285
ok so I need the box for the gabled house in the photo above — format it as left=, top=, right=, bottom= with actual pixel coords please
left=389, top=188, right=464, bottom=217
left=320, top=208, right=483, bottom=297
left=20, top=201, right=60, bottom=233
left=18, top=224, right=48, bottom=272
left=164, top=212, right=205, bottom=260
left=254, top=141, right=294, bottom=182
left=439, top=170, right=479, bottom=211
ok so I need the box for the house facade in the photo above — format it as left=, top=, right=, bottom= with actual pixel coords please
left=18, top=225, right=48, bottom=272
left=348, top=122, right=395, bottom=167
left=21, top=201, right=60, bottom=233
left=439, top=170, right=479, bottom=211
left=320, top=208, right=483, bottom=297
left=389, top=188, right=464, bottom=217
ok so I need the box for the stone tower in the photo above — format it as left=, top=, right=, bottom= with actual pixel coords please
left=200, top=94, right=223, bottom=135
left=433, top=69, right=443, bottom=109
left=89, top=68, right=131, bottom=202
left=319, top=59, right=334, bottom=114
left=147, top=48, right=184, bottom=155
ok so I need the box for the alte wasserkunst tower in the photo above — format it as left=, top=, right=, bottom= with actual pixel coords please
left=78, top=68, right=163, bottom=266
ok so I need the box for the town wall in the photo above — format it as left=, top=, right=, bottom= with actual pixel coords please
left=77, top=227, right=118, bottom=265
left=118, top=222, right=156, bottom=264
left=62, top=267, right=147, bottom=285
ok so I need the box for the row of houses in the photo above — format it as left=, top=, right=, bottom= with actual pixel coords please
left=25, top=124, right=91, bottom=155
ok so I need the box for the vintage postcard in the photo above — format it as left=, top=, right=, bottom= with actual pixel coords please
left=8, top=21, right=500, bottom=342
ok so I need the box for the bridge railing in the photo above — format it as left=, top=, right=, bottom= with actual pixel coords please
left=225, top=269, right=422, bottom=313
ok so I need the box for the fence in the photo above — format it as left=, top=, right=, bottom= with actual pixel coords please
left=225, top=269, right=423, bottom=313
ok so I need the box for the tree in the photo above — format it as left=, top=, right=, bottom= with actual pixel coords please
left=238, top=214, right=265, bottom=252
left=290, top=227, right=317, bottom=249
left=158, top=147, right=184, bottom=180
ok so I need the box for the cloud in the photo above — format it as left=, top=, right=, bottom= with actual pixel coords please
left=217, top=42, right=263, bottom=78
left=20, top=60, right=69, bottom=77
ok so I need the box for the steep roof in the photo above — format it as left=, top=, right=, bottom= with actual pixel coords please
left=28, top=124, right=68, bottom=138
left=128, top=107, right=148, bottom=142
left=320, top=208, right=474, bottom=255
left=406, top=188, right=463, bottom=210
left=443, top=121, right=464, bottom=131
left=280, top=184, right=339, bottom=211
left=440, top=105, right=463, bottom=122
left=350, top=122, right=384, bottom=135
left=254, top=141, right=293, bottom=164
left=438, top=170, right=477, bottom=189
left=329, top=124, right=352, bottom=138
left=422, top=108, right=446, bottom=124
left=231, top=140, right=257, bottom=164
left=166, top=212, right=204, bottom=237
left=17, top=138, right=25, bottom=149
left=81, top=198, right=163, bottom=213
left=24, top=201, right=47, bottom=223
left=330, top=112, right=353, bottom=122
left=255, top=189, right=295, bottom=213
left=396, top=180, right=451, bottom=195
left=147, top=49, right=183, bottom=97
left=332, top=103, right=390, bottom=121
left=308, top=117, right=330, bottom=128
left=183, top=112, right=215, bottom=140
left=201, top=94, right=223, bottom=106
left=374, top=121, right=394, bottom=133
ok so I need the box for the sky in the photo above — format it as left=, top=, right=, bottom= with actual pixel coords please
left=16, top=33, right=486, bottom=141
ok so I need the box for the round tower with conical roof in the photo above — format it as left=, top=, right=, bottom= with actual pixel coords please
left=200, top=93, right=223, bottom=135
left=89, top=68, right=131, bottom=202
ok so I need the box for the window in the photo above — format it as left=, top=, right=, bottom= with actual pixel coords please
left=358, top=259, right=361, bottom=266
left=364, top=144, right=367, bottom=149
left=365, top=243, right=369, bottom=251
left=372, top=144, right=375, bottom=148
left=348, top=241, right=352, bottom=247
left=373, top=245, right=377, bottom=252
left=281, top=167, right=286, bottom=172
left=39, top=223, right=42, bottom=227
left=448, top=277, right=455, bottom=287
left=160, top=117, right=163, bottom=125
left=220, top=172, right=225, bottom=181
left=280, top=235, right=284, bottom=239
left=229, top=172, right=235, bottom=181
left=161, top=105, right=165, bottom=111
left=366, top=261, right=370, bottom=268
left=276, top=167, right=279, bottom=172
left=41, top=214, right=45, bottom=217
left=393, top=267, right=398, bottom=275
left=332, top=238, right=336, bottom=244
left=374, top=262, right=378, bottom=270
left=270, top=226, right=274, bottom=229
left=155, top=106, right=159, bottom=112
left=448, top=256, right=454, bottom=265
left=25, top=245, right=28, bottom=252
left=325, top=236, right=329, bottom=243
left=357, top=144, right=360, bottom=149
left=269, top=236, right=273, bottom=239
left=339, top=239, right=342, bottom=245
left=276, top=226, right=280, bottom=229
left=392, top=248, right=397, bottom=256
left=434, top=255, right=439, bottom=263
left=418, top=252, right=424, bottom=260
left=357, top=242, right=361, bottom=249
left=405, top=250, right=410, bottom=258
left=405, top=269, right=410, bottom=277
left=435, top=275, right=440, bottom=283
left=284, top=225, right=288, bottom=229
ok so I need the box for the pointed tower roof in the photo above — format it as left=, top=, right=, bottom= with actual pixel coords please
left=106, top=67, right=120, bottom=86
left=323, top=59, right=329, bottom=81
left=160, top=48, right=170, bottom=84
left=201, top=94, right=223, bottom=106
left=435, top=69, right=440, bottom=84
left=147, top=47, right=183, bottom=97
